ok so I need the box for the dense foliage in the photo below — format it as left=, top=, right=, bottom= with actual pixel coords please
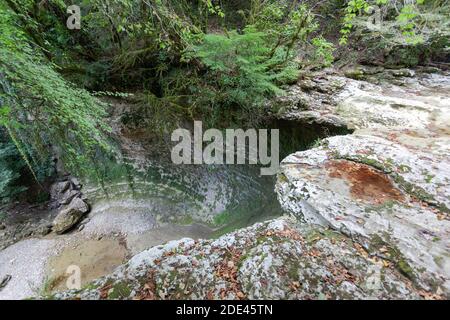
left=0, top=136, right=27, bottom=201
left=0, top=0, right=111, bottom=200
left=0, top=130, right=54, bottom=202
left=0, top=0, right=448, bottom=202
left=178, top=3, right=327, bottom=126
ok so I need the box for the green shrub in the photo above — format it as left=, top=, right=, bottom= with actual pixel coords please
left=181, top=2, right=323, bottom=126
left=0, top=3, right=112, bottom=180
left=188, top=29, right=289, bottom=118
left=0, top=130, right=54, bottom=203
left=0, top=140, right=27, bottom=202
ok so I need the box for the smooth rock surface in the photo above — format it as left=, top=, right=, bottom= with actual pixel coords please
left=277, top=134, right=450, bottom=294
left=276, top=68, right=450, bottom=296
left=53, top=197, right=90, bottom=234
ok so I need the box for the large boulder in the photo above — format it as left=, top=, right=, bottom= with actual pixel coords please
left=50, top=181, right=70, bottom=202
left=276, top=68, right=450, bottom=297
left=49, top=178, right=84, bottom=207
left=53, top=197, right=90, bottom=234
left=58, top=189, right=81, bottom=206
left=276, top=134, right=450, bottom=295
left=51, top=218, right=428, bottom=300
left=276, top=67, right=450, bottom=133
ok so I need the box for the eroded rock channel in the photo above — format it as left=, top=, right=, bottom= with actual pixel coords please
left=0, top=66, right=448, bottom=300
left=0, top=95, right=340, bottom=299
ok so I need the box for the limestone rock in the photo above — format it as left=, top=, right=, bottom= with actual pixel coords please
left=390, top=69, right=415, bottom=77
left=43, top=67, right=450, bottom=300
left=33, top=224, right=52, bottom=236
left=51, top=218, right=427, bottom=300
left=58, top=189, right=81, bottom=206
left=276, top=67, right=450, bottom=133
left=53, top=197, right=90, bottom=234
left=276, top=134, right=450, bottom=294
left=344, top=68, right=365, bottom=80
left=50, top=181, right=70, bottom=201
left=275, top=68, right=450, bottom=296
left=274, top=69, right=349, bottom=129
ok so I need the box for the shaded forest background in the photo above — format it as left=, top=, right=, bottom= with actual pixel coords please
left=0, top=0, right=448, bottom=204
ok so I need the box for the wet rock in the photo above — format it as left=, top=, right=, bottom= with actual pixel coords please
left=53, top=198, right=90, bottom=235
left=276, top=134, right=450, bottom=294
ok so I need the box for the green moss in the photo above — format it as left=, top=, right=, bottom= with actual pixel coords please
left=304, top=227, right=345, bottom=244
left=278, top=173, right=288, bottom=183
left=393, top=174, right=449, bottom=213
left=340, top=155, right=393, bottom=173
left=369, top=234, right=416, bottom=282
left=107, top=281, right=132, bottom=300
left=287, top=262, right=300, bottom=281
left=344, top=68, right=365, bottom=80
left=212, top=198, right=283, bottom=238
left=397, top=259, right=414, bottom=279
left=256, top=234, right=270, bottom=245
left=364, top=200, right=399, bottom=214
left=82, top=282, right=101, bottom=291
left=433, top=256, right=444, bottom=268
left=212, top=210, right=251, bottom=238
left=213, top=211, right=232, bottom=226
left=310, top=138, right=324, bottom=149
left=432, top=236, right=441, bottom=242
left=176, top=215, right=194, bottom=225
left=38, top=276, right=58, bottom=298
left=398, top=164, right=411, bottom=173
left=424, top=174, right=435, bottom=184
left=238, top=253, right=250, bottom=269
